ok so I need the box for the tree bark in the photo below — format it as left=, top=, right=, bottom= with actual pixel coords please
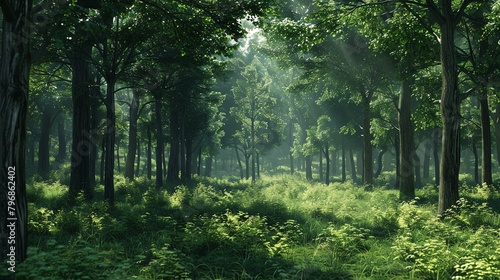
left=147, top=124, right=152, bottom=180
left=104, top=81, right=116, bottom=206
left=125, top=90, right=139, bottom=180
left=398, top=79, right=415, bottom=200
left=154, top=95, right=163, bottom=189
left=423, top=140, right=431, bottom=179
left=0, top=0, right=32, bottom=263
left=341, top=142, right=346, bottom=182
left=38, top=106, right=52, bottom=179
left=349, top=148, right=357, bottom=181
left=69, top=26, right=92, bottom=200
left=325, top=143, right=330, bottom=185
left=472, top=143, right=479, bottom=184
left=362, top=99, right=373, bottom=185
left=167, top=111, right=180, bottom=183
left=56, top=118, right=66, bottom=163
left=305, top=155, right=313, bottom=180
left=319, top=149, right=323, bottom=182
left=479, top=87, right=492, bottom=185
left=438, top=11, right=461, bottom=215
left=433, top=128, right=440, bottom=186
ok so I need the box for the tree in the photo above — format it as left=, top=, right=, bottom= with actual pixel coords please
left=231, top=56, right=276, bottom=181
left=0, top=0, right=33, bottom=264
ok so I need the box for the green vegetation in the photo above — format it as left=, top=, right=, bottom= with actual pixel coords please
left=3, top=174, right=499, bottom=279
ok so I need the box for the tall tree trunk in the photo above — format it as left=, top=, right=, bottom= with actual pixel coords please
left=479, top=87, right=492, bottom=185
left=116, top=139, right=121, bottom=173
left=185, top=140, right=193, bottom=181
left=341, top=142, right=346, bottom=182
left=433, top=128, right=440, bottom=186
left=305, top=155, right=313, bottom=180
left=69, top=25, right=92, bottom=200
left=251, top=117, right=256, bottom=181
left=205, top=154, right=213, bottom=177
left=289, top=121, right=294, bottom=174
left=414, top=153, right=421, bottom=189
left=38, top=106, right=52, bottom=179
left=494, top=103, right=500, bottom=165
left=89, top=78, right=100, bottom=188
left=100, top=142, right=105, bottom=185
left=57, top=118, right=66, bottom=163
left=136, top=137, right=141, bottom=177
left=154, top=95, right=163, bottom=189
left=167, top=111, right=180, bottom=183
left=257, top=152, right=260, bottom=178
left=438, top=14, right=460, bottom=215
left=349, top=148, right=357, bottom=181
left=395, top=133, right=400, bottom=190
left=245, top=154, right=250, bottom=179
left=197, top=146, right=202, bottom=176
left=375, top=149, right=385, bottom=179
left=362, top=99, right=373, bottom=185
left=423, top=140, right=431, bottom=179
left=234, top=145, right=243, bottom=179
left=325, top=143, right=330, bottom=185
left=147, top=124, right=152, bottom=180
left=472, top=143, right=479, bottom=184
left=125, top=90, right=139, bottom=180
left=319, top=149, right=323, bottom=182
left=399, top=79, right=415, bottom=200
left=0, top=0, right=32, bottom=263
left=104, top=81, right=116, bottom=206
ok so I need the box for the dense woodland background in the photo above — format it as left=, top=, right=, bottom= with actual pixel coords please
left=1, top=0, right=500, bottom=279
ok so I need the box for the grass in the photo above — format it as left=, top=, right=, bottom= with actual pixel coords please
left=3, top=172, right=500, bottom=279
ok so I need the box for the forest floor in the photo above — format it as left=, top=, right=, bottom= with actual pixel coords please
left=2, top=172, right=500, bottom=279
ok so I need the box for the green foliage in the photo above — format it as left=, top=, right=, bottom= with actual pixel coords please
left=13, top=240, right=132, bottom=280
left=22, top=174, right=500, bottom=279
left=316, top=223, right=372, bottom=262
left=138, top=244, right=191, bottom=280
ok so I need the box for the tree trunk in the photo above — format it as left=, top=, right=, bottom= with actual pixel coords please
left=0, top=0, right=32, bottom=263
left=433, top=128, right=440, bottom=186
left=349, top=148, right=357, bottom=181
left=479, top=88, right=492, bottom=185
left=362, top=99, right=373, bottom=185
left=147, top=124, right=152, bottom=180
left=395, top=133, right=400, bottom=190
left=125, top=90, right=139, bottom=180
left=423, top=140, right=431, bottom=179
left=167, top=111, right=180, bottom=183
left=116, top=139, right=121, bottom=173
left=319, top=149, right=323, bottom=182
left=494, top=103, right=500, bottom=165
left=414, top=153, right=421, bottom=189
left=438, top=14, right=460, bottom=215
left=251, top=117, right=256, bottom=182
left=100, top=142, right=105, bottom=185
left=154, top=95, right=163, bottom=189
left=257, top=152, right=260, bottom=178
left=234, top=146, right=244, bottom=179
left=399, top=79, right=415, bottom=200
left=69, top=26, right=92, bottom=200
left=325, top=143, right=330, bottom=185
left=375, top=149, right=385, bottom=179
left=197, top=147, right=202, bottom=176
left=205, top=154, right=213, bottom=177
left=185, top=140, right=193, bottom=181
left=245, top=154, right=250, bottom=179
left=472, top=143, right=479, bottom=184
left=38, top=106, right=52, bottom=179
left=341, top=142, right=346, bottom=182
left=136, top=137, right=141, bottom=177
left=104, top=81, right=116, bottom=206
left=57, top=119, right=66, bottom=163
left=289, top=122, right=294, bottom=174
left=305, top=155, right=313, bottom=180
left=89, top=78, right=100, bottom=188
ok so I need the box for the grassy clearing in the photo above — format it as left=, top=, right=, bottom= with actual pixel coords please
left=2, top=173, right=500, bottom=279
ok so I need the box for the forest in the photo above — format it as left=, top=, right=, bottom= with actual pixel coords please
left=1, top=0, right=500, bottom=279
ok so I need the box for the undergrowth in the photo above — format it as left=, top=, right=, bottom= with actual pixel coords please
left=2, top=174, right=499, bottom=279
